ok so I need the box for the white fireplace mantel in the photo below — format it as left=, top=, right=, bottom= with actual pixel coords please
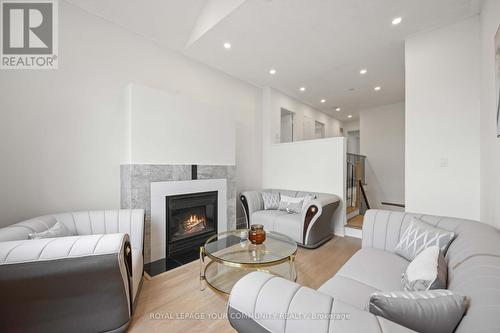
left=150, top=179, right=227, bottom=262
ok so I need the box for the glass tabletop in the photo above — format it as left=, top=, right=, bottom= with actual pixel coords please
left=203, top=229, right=297, bottom=265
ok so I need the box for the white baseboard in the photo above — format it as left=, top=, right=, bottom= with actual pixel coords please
left=344, top=226, right=362, bottom=239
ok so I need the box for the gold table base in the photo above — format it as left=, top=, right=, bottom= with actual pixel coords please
left=199, top=246, right=297, bottom=295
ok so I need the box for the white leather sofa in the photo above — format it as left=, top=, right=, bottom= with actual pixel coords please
left=0, top=209, right=144, bottom=333
left=240, top=189, right=340, bottom=248
left=228, top=209, right=500, bottom=333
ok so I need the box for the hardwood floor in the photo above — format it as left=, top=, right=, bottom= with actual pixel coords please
left=128, top=236, right=361, bottom=333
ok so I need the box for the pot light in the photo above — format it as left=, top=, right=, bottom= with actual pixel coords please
left=299, top=87, right=306, bottom=92
left=320, top=99, right=326, bottom=103
left=374, top=86, right=382, bottom=91
left=223, top=42, right=231, bottom=49
left=360, top=69, right=367, bottom=75
left=348, top=115, right=353, bottom=118
left=392, top=17, right=402, bottom=25
left=269, top=68, right=276, bottom=75
left=335, top=107, right=341, bottom=111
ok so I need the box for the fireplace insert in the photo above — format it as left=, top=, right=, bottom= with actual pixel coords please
left=166, top=191, right=217, bottom=263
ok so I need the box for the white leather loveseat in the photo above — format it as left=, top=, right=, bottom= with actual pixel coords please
left=240, top=189, right=340, bottom=248
left=0, top=209, right=144, bottom=333
left=228, top=209, right=500, bottom=333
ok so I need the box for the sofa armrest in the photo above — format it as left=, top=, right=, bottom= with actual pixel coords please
left=0, top=234, right=132, bottom=333
left=240, top=191, right=264, bottom=227
left=228, top=272, right=415, bottom=333
left=300, top=195, right=340, bottom=246
left=301, top=195, right=341, bottom=221
left=119, top=209, right=144, bottom=253
left=307, top=195, right=341, bottom=209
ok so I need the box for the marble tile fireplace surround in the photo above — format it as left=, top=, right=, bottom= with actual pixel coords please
left=121, top=164, right=236, bottom=274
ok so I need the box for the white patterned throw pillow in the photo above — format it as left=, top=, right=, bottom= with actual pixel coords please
left=261, top=192, right=280, bottom=210
left=401, top=245, right=447, bottom=291
left=278, top=195, right=304, bottom=214
left=395, top=217, right=455, bottom=261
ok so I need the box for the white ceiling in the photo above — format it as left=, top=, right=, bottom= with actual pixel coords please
left=66, top=0, right=482, bottom=121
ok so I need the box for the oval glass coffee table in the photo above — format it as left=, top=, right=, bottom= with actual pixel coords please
left=200, top=229, right=298, bottom=295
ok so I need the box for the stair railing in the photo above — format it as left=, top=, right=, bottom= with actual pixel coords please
left=346, top=153, right=366, bottom=212
left=359, top=179, right=370, bottom=215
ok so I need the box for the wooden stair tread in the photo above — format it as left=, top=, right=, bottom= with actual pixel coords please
left=346, top=206, right=358, bottom=214
left=346, top=214, right=364, bottom=229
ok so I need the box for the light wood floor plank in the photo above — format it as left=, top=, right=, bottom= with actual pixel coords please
left=128, top=236, right=361, bottom=333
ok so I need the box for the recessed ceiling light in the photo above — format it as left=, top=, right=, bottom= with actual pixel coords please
left=269, top=68, right=276, bottom=75
left=374, top=86, right=382, bottom=91
left=348, top=115, right=353, bottom=118
left=223, top=42, right=231, bottom=49
left=392, top=17, right=402, bottom=25
left=299, top=87, right=306, bottom=92
left=360, top=69, right=368, bottom=75
left=320, top=99, right=326, bottom=103
left=335, top=107, right=341, bottom=111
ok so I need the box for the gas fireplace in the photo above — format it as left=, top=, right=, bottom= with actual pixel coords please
left=166, top=191, right=217, bottom=262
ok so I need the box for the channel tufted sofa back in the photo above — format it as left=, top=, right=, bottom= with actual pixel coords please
left=362, top=210, right=500, bottom=332
left=0, top=209, right=144, bottom=251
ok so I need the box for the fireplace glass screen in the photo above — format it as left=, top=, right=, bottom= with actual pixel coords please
left=166, top=191, right=217, bottom=257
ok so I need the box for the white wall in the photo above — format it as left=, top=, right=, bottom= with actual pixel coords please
left=480, top=0, right=500, bottom=229
left=359, top=103, right=405, bottom=209
left=405, top=17, right=481, bottom=220
left=343, top=120, right=360, bottom=154
left=128, top=84, right=235, bottom=165
left=262, top=138, right=346, bottom=235
left=263, top=87, right=343, bottom=144
left=261, top=87, right=346, bottom=234
left=343, top=120, right=360, bottom=134
left=0, top=2, right=262, bottom=227
left=346, top=131, right=360, bottom=155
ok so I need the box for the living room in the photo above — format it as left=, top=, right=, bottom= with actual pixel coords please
left=0, top=0, right=499, bottom=332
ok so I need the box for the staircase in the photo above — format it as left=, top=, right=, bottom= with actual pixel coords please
left=346, top=153, right=369, bottom=231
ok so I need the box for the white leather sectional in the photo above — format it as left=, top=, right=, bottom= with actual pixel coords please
left=0, top=209, right=144, bottom=333
left=228, top=209, right=500, bottom=333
